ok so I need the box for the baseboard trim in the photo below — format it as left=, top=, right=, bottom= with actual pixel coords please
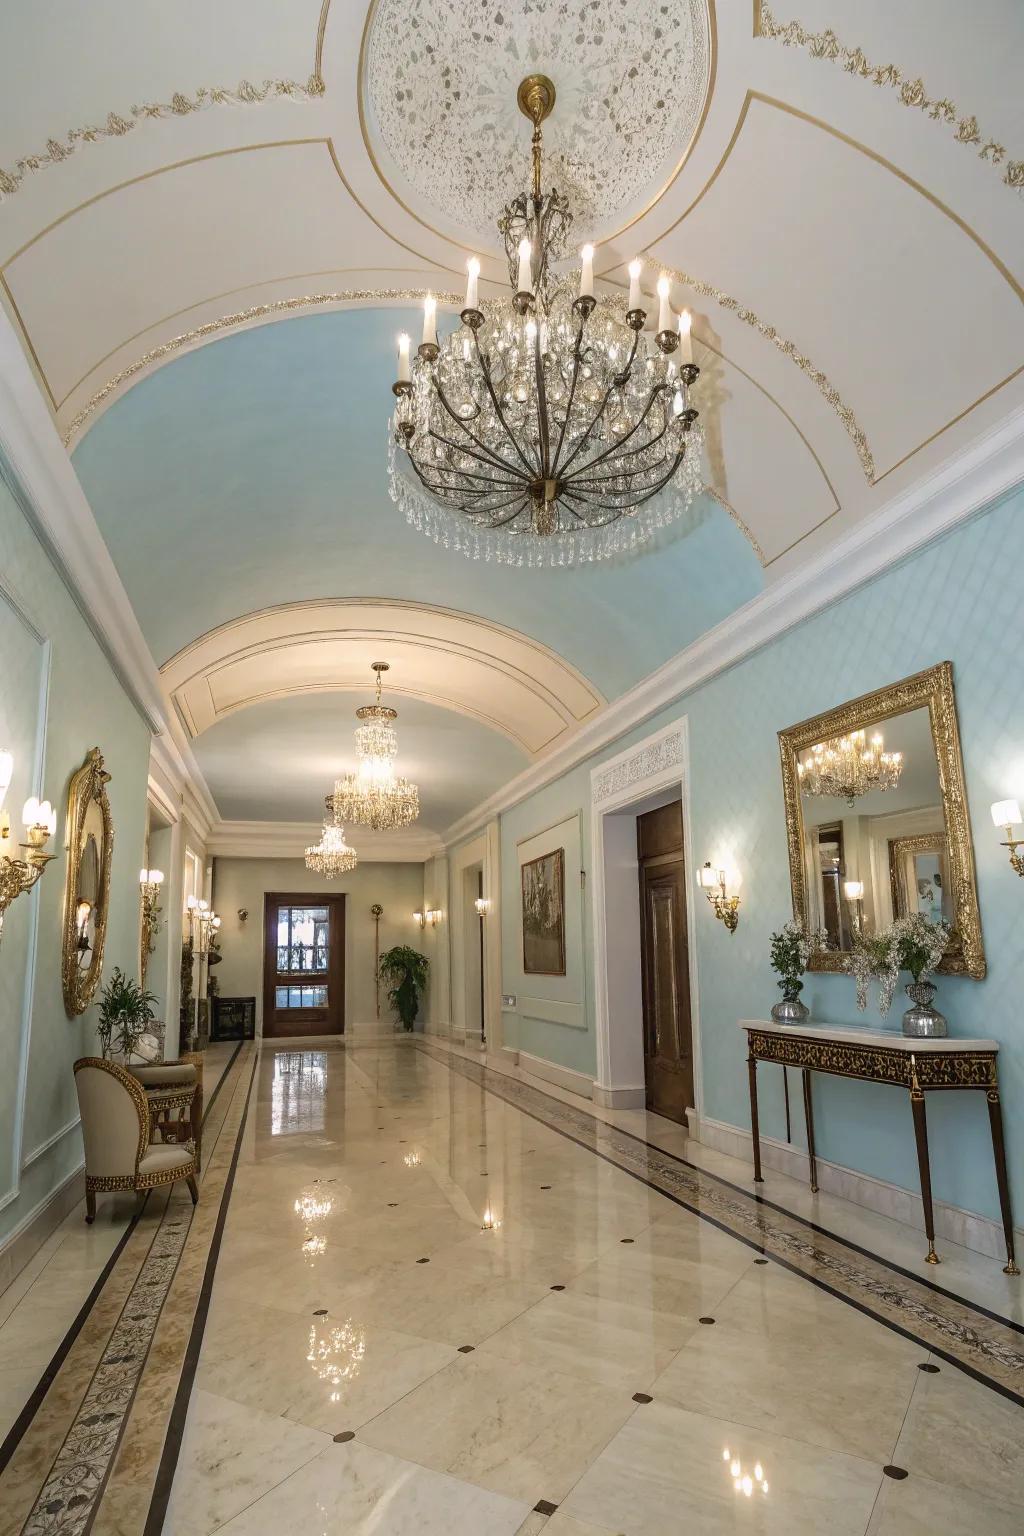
left=0, top=1162, right=85, bottom=1295
left=516, top=1050, right=594, bottom=1102
left=693, top=1114, right=1023, bottom=1264
left=593, top=1083, right=647, bottom=1110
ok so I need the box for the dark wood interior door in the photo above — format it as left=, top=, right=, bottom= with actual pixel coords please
left=263, top=894, right=345, bottom=1037
left=637, top=802, right=694, bottom=1126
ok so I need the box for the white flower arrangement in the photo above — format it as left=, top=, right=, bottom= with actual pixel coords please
left=769, top=920, right=828, bottom=984
left=847, top=913, right=950, bottom=1015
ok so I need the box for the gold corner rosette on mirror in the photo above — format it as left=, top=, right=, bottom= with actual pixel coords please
left=62, top=748, right=114, bottom=1017
left=778, top=662, right=985, bottom=980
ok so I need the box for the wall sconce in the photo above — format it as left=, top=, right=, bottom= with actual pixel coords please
left=991, top=800, right=1024, bottom=877
left=139, top=868, right=164, bottom=984
left=474, top=897, right=492, bottom=918
left=843, top=879, right=864, bottom=936
left=697, top=862, right=741, bottom=934
left=186, top=895, right=221, bottom=955
left=0, top=751, right=57, bottom=942
left=237, top=907, right=249, bottom=924
left=413, top=909, right=426, bottom=929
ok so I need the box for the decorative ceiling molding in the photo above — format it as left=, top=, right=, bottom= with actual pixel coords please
left=160, top=598, right=605, bottom=757
left=60, top=287, right=459, bottom=445
left=704, top=488, right=766, bottom=566
left=755, top=4, right=1023, bottom=194
left=655, top=261, right=874, bottom=482
left=0, top=2, right=335, bottom=203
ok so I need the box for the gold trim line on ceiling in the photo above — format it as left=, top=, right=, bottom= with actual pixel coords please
left=754, top=3, right=1023, bottom=194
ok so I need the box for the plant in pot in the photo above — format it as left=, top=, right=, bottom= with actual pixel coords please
left=768, top=921, right=826, bottom=1023
left=847, top=913, right=950, bottom=1036
left=378, top=945, right=429, bottom=1032
left=97, top=966, right=158, bottom=1060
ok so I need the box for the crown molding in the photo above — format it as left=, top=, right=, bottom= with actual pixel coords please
left=443, top=404, right=1024, bottom=847
left=207, top=819, right=443, bottom=862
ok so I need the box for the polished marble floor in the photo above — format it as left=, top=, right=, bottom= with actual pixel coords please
left=2, top=1039, right=1023, bottom=1534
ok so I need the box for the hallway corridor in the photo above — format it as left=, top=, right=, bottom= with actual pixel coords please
left=4, top=1040, right=1021, bottom=1534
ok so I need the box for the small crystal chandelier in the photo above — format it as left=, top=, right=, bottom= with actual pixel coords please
left=330, top=663, right=420, bottom=831
left=389, top=74, right=703, bottom=567
left=305, top=821, right=358, bottom=878
left=798, top=730, right=904, bottom=806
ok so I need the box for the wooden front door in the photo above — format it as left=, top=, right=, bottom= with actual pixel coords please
left=263, top=894, right=345, bottom=1037
left=637, top=802, right=694, bottom=1126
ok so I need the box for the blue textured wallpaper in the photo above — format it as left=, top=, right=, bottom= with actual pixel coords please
left=498, top=487, right=1024, bottom=1224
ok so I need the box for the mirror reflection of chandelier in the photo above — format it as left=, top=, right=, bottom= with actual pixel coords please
left=330, top=664, right=420, bottom=831
left=798, top=730, right=904, bottom=805
left=304, top=821, right=358, bottom=878
left=388, top=74, right=703, bottom=567
left=307, top=1314, right=366, bottom=1403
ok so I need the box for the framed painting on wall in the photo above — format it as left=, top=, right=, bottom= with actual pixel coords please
left=521, top=847, right=566, bottom=976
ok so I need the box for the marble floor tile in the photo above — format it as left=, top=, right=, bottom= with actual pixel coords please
left=196, top=1295, right=456, bottom=1432
left=214, top=1438, right=530, bottom=1534
left=348, top=1258, right=549, bottom=1346
left=865, top=1466, right=1024, bottom=1534
left=651, top=1310, right=920, bottom=1463
left=479, top=1287, right=693, bottom=1390
left=544, top=1517, right=623, bottom=1536
left=357, top=1350, right=635, bottom=1502
left=569, top=1244, right=751, bottom=1317
left=162, top=1388, right=331, bottom=1536
left=891, top=1360, right=1024, bottom=1510
left=563, top=1399, right=883, bottom=1536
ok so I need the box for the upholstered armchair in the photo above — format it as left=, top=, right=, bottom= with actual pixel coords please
left=74, top=1058, right=199, bottom=1223
left=130, top=1052, right=204, bottom=1171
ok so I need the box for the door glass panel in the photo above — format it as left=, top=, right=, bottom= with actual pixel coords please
left=276, top=985, right=328, bottom=1009
left=276, top=906, right=329, bottom=976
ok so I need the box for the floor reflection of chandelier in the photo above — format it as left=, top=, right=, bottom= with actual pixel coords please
left=388, top=74, right=703, bottom=567
left=798, top=730, right=904, bottom=805
left=304, top=821, right=358, bottom=878
left=330, top=663, right=419, bottom=831
left=307, top=1315, right=366, bottom=1403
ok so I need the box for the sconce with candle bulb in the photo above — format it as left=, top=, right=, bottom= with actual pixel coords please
left=0, top=750, right=57, bottom=942
left=139, top=868, right=164, bottom=984
left=474, top=896, right=491, bottom=918
left=697, top=862, right=741, bottom=933
left=991, top=800, right=1024, bottom=877
left=185, top=895, right=221, bottom=956
left=413, top=909, right=426, bottom=930
left=843, top=879, right=864, bottom=937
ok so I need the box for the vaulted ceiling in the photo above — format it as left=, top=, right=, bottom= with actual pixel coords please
left=3, top=0, right=1021, bottom=839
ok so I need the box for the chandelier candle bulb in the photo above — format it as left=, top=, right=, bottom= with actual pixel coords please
left=678, top=308, right=693, bottom=365
left=397, top=332, right=411, bottom=384
left=627, top=258, right=643, bottom=314
left=465, top=256, right=480, bottom=311
left=516, top=238, right=533, bottom=296
left=421, top=295, right=437, bottom=348
left=656, top=274, right=673, bottom=334
left=579, top=244, right=595, bottom=299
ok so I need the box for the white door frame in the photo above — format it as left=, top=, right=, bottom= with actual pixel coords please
left=589, top=717, right=703, bottom=1115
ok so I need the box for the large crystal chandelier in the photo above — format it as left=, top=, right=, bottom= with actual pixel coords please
left=330, top=663, right=420, bottom=831
left=389, top=74, right=703, bottom=567
left=305, top=821, right=358, bottom=878
left=798, top=730, right=904, bottom=806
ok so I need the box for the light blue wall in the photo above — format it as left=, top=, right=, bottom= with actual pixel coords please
left=0, top=458, right=151, bottom=1248
left=495, top=488, right=1024, bottom=1225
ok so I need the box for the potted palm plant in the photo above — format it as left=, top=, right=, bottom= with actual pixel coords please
left=97, top=967, right=157, bottom=1060
left=378, top=945, right=429, bottom=1032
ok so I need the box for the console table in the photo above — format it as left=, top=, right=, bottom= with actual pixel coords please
left=740, top=1020, right=1018, bottom=1274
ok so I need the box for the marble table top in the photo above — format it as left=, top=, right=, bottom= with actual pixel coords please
left=739, top=1019, right=999, bottom=1053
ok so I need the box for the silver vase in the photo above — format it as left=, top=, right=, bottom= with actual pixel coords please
left=771, top=980, right=809, bottom=1025
left=902, top=981, right=947, bottom=1038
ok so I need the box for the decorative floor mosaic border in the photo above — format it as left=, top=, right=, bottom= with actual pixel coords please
left=0, top=1044, right=254, bottom=1536
left=416, top=1042, right=1024, bottom=1405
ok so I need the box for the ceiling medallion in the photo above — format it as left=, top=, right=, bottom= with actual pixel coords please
left=798, top=730, right=904, bottom=806
left=305, top=821, right=358, bottom=878
left=330, top=663, right=420, bottom=830
left=389, top=77, right=703, bottom=566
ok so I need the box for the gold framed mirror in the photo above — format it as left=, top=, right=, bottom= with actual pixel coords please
left=778, top=662, right=985, bottom=979
left=62, top=748, right=114, bottom=1016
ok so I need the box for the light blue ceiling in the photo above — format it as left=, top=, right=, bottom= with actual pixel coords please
left=72, top=308, right=763, bottom=693
left=195, top=692, right=529, bottom=832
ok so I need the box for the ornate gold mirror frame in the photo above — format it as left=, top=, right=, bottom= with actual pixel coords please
left=62, top=748, right=114, bottom=1016
left=778, top=662, right=985, bottom=979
